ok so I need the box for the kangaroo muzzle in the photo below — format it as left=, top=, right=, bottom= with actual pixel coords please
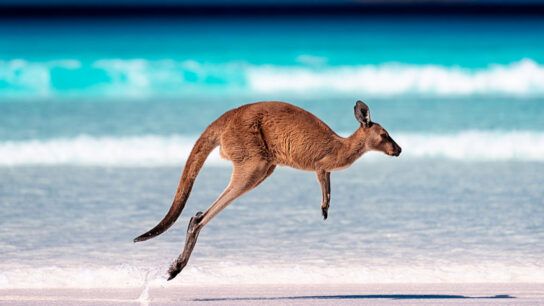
left=392, top=145, right=402, bottom=156
left=387, top=140, right=402, bottom=157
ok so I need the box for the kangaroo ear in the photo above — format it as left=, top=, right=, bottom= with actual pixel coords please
left=354, top=100, right=371, bottom=127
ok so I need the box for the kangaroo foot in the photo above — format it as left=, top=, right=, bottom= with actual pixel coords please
left=321, top=204, right=329, bottom=220
left=167, top=265, right=182, bottom=281
left=167, top=211, right=203, bottom=281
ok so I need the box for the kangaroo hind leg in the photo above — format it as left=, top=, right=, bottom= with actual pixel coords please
left=167, top=159, right=273, bottom=280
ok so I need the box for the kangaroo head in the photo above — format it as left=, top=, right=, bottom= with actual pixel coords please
left=354, top=100, right=402, bottom=157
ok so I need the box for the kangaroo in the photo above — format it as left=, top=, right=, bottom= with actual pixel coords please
left=134, top=100, right=401, bottom=280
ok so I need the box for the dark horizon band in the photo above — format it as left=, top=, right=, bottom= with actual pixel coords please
left=1, top=3, right=544, bottom=18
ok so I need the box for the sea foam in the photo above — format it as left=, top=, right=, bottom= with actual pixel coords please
left=1, top=261, right=543, bottom=289
left=0, top=131, right=543, bottom=166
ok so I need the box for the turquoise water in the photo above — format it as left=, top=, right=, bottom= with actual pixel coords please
left=0, top=16, right=543, bottom=288
left=1, top=16, right=544, bottom=101
left=2, top=97, right=544, bottom=141
left=2, top=17, right=544, bottom=65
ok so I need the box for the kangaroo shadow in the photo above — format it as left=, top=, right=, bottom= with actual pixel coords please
left=195, top=294, right=515, bottom=302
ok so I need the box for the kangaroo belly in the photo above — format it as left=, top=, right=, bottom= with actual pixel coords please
left=265, top=134, right=339, bottom=171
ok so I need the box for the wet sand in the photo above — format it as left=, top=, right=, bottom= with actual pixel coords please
left=1, top=283, right=543, bottom=305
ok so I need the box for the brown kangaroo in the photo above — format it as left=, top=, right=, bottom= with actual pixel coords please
left=134, top=100, right=401, bottom=280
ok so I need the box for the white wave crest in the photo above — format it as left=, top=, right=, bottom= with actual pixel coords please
left=0, top=131, right=543, bottom=166
left=1, top=58, right=544, bottom=98
left=248, top=58, right=544, bottom=96
left=0, top=135, right=226, bottom=167
left=395, top=131, right=544, bottom=161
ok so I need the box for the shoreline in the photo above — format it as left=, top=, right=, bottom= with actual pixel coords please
left=1, top=283, right=543, bottom=305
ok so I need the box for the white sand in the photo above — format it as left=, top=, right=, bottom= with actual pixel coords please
left=1, top=283, right=543, bottom=305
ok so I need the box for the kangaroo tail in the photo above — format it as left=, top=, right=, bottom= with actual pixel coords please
left=133, top=122, right=222, bottom=243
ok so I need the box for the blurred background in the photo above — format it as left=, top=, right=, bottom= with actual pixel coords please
left=1, top=0, right=543, bottom=289
left=1, top=0, right=543, bottom=164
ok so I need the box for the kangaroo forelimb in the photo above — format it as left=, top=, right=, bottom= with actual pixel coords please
left=317, top=170, right=331, bottom=220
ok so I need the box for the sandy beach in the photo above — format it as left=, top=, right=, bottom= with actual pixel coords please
left=1, top=283, right=543, bottom=305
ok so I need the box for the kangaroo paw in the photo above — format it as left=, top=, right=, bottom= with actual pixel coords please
left=167, top=265, right=182, bottom=281
left=322, top=205, right=328, bottom=220
left=167, top=248, right=190, bottom=281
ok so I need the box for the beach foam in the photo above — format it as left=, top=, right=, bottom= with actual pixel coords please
left=0, top=131, right=543, bottom=166
left=1, top=261, right=543, bottom=289
left=1, top=59, right=543, bottom=99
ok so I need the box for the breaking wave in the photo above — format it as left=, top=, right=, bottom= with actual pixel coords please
left=0, top=135, right=225, bottom=167
left=248, top=58, right=544, bottom=97
left=0, top=131, right=543, bottom=166
left=1, top=58, right=543, bottom=99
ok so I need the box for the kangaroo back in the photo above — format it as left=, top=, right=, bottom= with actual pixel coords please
left=133, top=121, right=222, bottom=242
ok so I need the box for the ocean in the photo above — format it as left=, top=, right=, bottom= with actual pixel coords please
left=0, top=15, right=543, bottom=289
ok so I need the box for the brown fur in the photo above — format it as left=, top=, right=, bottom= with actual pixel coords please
left=134, top=100, right=401, bottom=280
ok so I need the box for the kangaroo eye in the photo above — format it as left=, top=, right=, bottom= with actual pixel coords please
left=380, top=134, right=387, bottom=139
